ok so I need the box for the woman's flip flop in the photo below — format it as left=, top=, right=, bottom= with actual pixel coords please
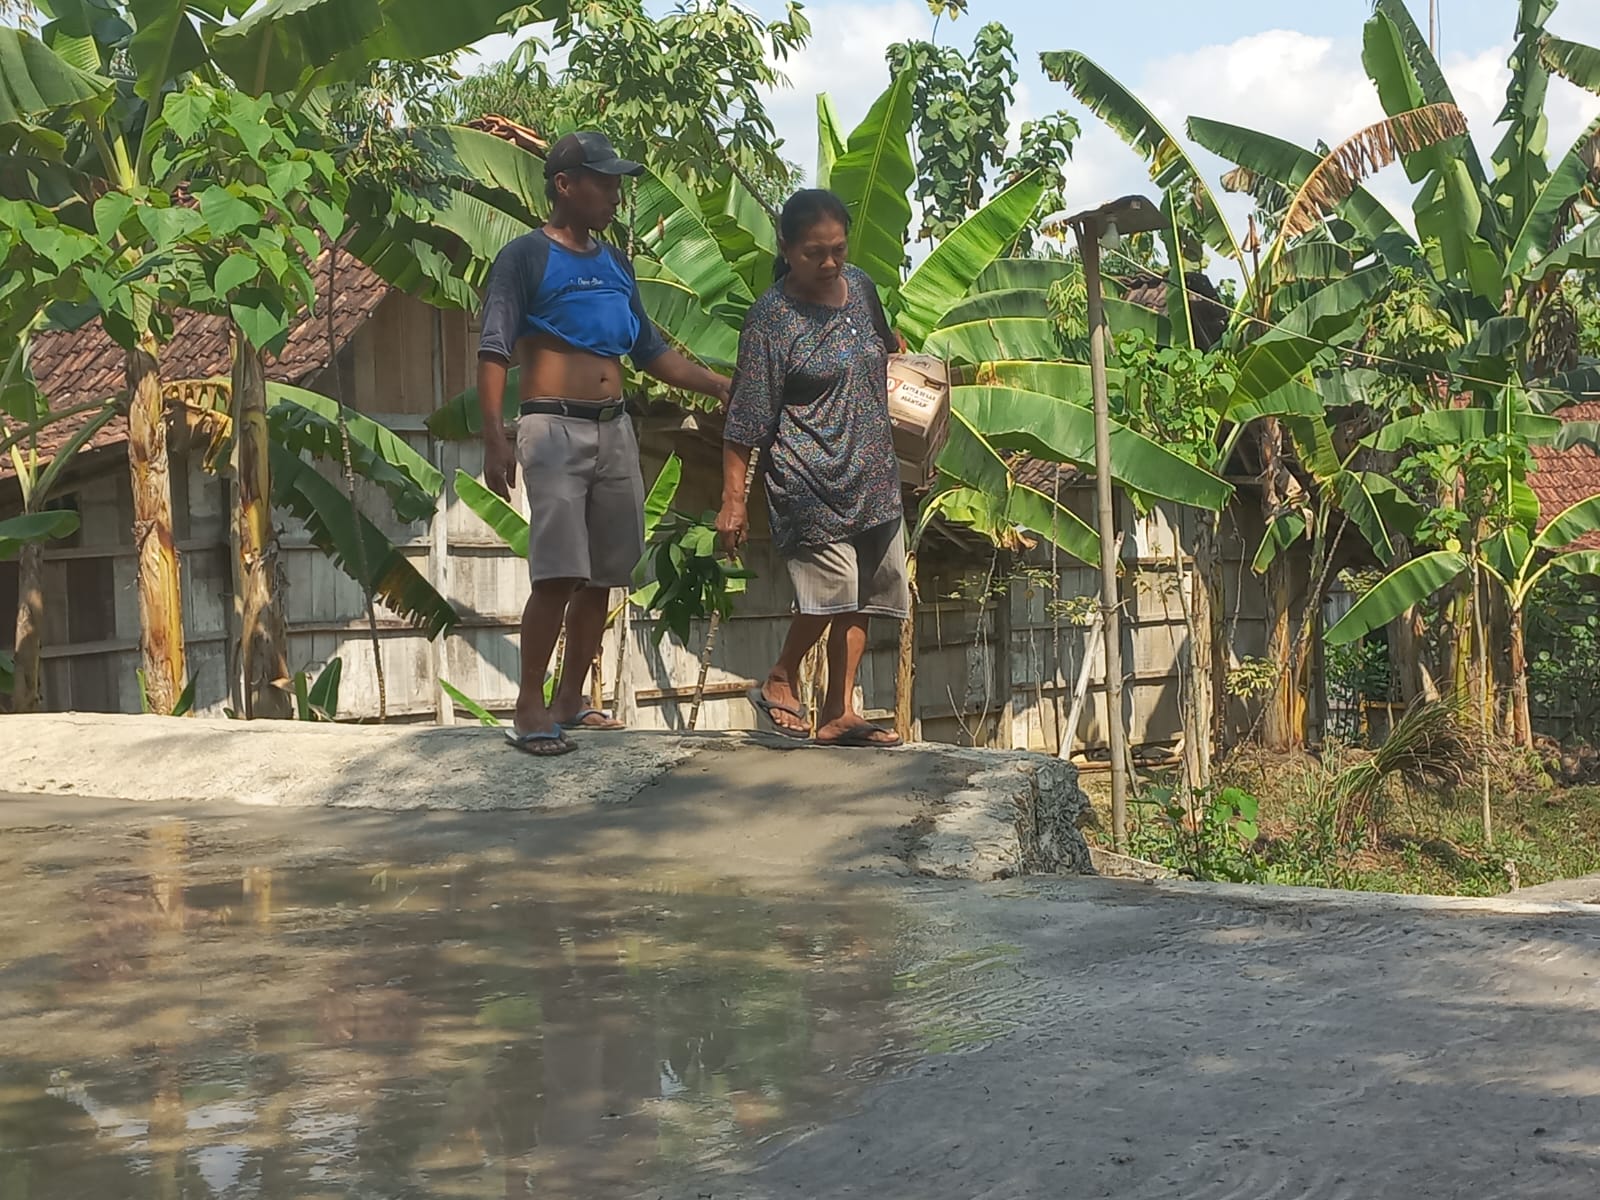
left=747, top=686, right=811, bottom=740
left=562, top=708, right=626, bottom=731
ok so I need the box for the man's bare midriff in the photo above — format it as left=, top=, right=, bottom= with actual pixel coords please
left=517, top=334, right=625, bottom=404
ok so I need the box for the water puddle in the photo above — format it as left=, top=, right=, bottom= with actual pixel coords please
left=0, top=806, right=922, bottom=1199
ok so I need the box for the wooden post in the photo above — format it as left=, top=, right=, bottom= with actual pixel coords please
left=686, top=611, right=722, bottom=731
left=894, top=551, right=918, bottom=743
left=127, top=328, right=187, bottom=714
left=1077, top=224, right=1130, bottom=850
left=231, top=329, right=292, bottom=719
left=429, top=311, right=455, bottom=725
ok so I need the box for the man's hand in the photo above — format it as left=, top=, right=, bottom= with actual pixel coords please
left=484, top=434, right=517, bottom=500
left=716, top=498, right=749, bottom=555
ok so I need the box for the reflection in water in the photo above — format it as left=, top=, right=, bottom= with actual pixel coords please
left=0, top=817, right=906, bottom=1199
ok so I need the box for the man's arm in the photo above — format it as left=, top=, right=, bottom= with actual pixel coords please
left=478, top=356, right=516, bottom=499
left=644, top=349, right=730, bottom=408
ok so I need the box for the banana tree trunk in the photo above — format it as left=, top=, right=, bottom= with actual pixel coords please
left=232, top=331, right=291, bottom=719
left=1196, top=514, right=1228, bottom=756
left=12, top=537, right=44, bottom=713
left=127, top=330, right=187, bottom=714
left=1509, top=602, right=1532, bottom=749
left=1259, top=420, right=1296, bottom=752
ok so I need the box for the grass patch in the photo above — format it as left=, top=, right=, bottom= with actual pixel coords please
left=1081, top=766, right=1600, bottom=897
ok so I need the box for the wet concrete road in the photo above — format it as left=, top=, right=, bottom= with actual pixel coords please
left=5, top=783, right=1600, bottom=1199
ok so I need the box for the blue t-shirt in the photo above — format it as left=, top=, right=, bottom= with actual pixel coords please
left=477, top=230, right=669, bottom=366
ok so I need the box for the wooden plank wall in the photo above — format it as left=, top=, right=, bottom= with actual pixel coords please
left=6, top=291, right=1280, bottom=749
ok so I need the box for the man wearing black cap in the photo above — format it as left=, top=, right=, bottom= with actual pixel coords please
left=477, top=131, right=730, bottom=756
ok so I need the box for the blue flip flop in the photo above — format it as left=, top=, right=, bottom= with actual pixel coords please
left=504, top=726, right=577, bottom=757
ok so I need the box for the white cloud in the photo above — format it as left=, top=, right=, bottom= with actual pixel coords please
left=1055, top=26, right=1600, bottom=277
left=760, top=0, right=929, bottom=180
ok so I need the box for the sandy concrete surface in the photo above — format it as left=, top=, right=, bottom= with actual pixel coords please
left=657, top=876, right=1600, bottom=1199
left=5, top=716, right=1599, bottom=1198
left=0, top=712, right=1090, bottom=881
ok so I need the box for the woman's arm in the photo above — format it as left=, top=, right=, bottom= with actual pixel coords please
left=717, top=441, right=754, bottom=553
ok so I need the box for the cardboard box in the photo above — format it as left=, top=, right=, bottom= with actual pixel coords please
left=886, top=353, right=950, bottom=487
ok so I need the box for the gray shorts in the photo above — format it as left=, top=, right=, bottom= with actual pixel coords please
left=785, top=520, right=911, bottom=618
left=516, top=409, right=645, bottom=588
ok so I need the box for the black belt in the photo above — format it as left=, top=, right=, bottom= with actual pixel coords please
left=519, top=399, right=629, bottom=421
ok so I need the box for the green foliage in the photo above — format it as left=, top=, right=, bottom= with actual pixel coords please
left=0, top=510, right=78, bottom=559
left=285, top=657, right=343, bottom=722
left=1113, top=329, right=1233, bottom=469
left=888, top=21, right=1018, bottom=242
left=138, top=668, right=196, bottom=717
left=1000, top=111, right=1081, bottom=252
left=630, top=509, right=754, bottom=648
left=1325, top=638, right=1392, bottom=742
left=439, top=679, right=502, bottom=727
left=1526, top=571, right=1600, bottom=738
left=1130, top=784, right=1263, bottom=883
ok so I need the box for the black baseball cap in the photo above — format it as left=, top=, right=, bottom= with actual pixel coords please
left=543, top=131, right=644, bottom=179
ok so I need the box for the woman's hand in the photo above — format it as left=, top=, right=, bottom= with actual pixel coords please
left=716, top=499, right=749, bottom=555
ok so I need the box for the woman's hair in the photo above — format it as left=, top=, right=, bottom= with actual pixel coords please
left=773, top=189, right=852, bottom=281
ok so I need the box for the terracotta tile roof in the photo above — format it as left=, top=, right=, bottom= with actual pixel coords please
left=1010, top=455, right=1085, bottom=496
left=7, top=246, right=390, bottom=480
left=463, top=114, right=549, bottom=157
left=1531, top=401, right=1600, bottom=551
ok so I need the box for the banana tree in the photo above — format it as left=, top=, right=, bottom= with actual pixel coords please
left=1043, top=19, right=1526, bottom=751
left=1328, top=486, right=1600, bottom=749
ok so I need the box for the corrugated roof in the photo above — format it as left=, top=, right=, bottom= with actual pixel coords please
left=10, top=246, right=389, bottom=479
left=1532, top=401, right=1600, bottom=551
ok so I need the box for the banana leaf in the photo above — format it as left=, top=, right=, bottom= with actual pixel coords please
left=268, top=382, right=443, bottom=524
left=1365, top=407, right=1561, bottom=451
left=816, top=92, right=847, bottom=189
left=1233, top=269, right=1388, bottom=402
left=212, top=0, right=567, bottom=95
left=924, top=317, right=1065, bottom=364
left=1373, top=0, right=1492, bottom=196
left=426, top=367, right=520, bottom=440
left=0, top=510, right=80, bottom=560
left=1507, top=114, right=1600, bottom=280
left=936, top=288, right=1050, bottom=325
left=1189, top=119, right=1410, bottom=252
left=829, top=71, right=916, bottom=290
left=951, top=385, right=1232, bottom=510
left=394, top=182, right=534, bottom=273
left=898, top=172, right=1047, bottom=346
left=1535, top=493, right=1600, bottom=554
left=935, top=413, right=1100, bottom=566
left=440, top=679, right=501, bottom=726
left=967, top=361, right=1111, bottom=407
left=1042, top=49, right=1245, bottom=275
left=972, top=257, right=1077, bottom=294
left=410, top=123, right=547, bottom=226
left=634, top=167, right=752, bottom=323
left=0, top=25, right=114, bottom=125
left=1325, top=550, right=1469, bottom=647
left=1252, top=512, right=1307, bottom=574
left=1541, top=36, right=1600, bottom=96
left=634, top=261, right=741, bottom=369
left=272, top=443, right=458, bottom=638
left=454, top=468, right=529, bottom=558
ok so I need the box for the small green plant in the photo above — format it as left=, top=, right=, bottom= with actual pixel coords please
left=1131, top=783, right=1263, bottom=883
left=138, top=670, right=198, bottom=717
left=440, top=679, right=502, bottom=727
left=282, top=658, right=343, bottom=722
left=630, top=509, right=754, bottom=647
left=1226, top=657, right=1279, bottom=702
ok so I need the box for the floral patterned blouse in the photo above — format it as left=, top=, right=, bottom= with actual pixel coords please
left=723, top=265, right=903, bottom=554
